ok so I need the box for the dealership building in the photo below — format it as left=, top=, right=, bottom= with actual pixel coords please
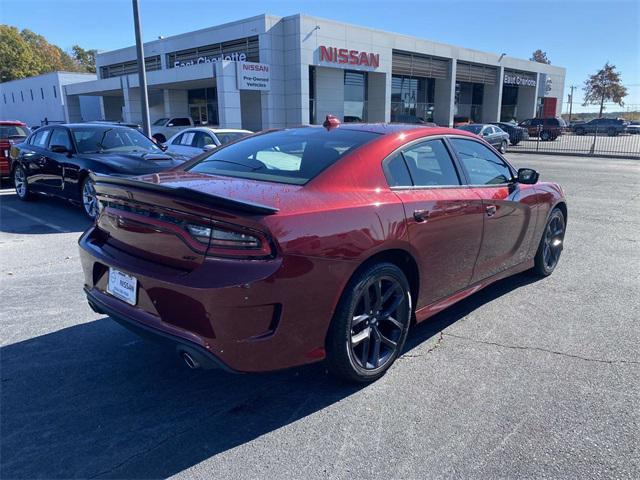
left=0, top=14, right=566, bottom=130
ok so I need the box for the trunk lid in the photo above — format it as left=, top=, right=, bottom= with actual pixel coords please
left=92, top=172, right=291, bottom=270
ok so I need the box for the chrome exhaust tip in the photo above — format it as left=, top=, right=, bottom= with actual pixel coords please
left=181, top=351, right=200, bottom=369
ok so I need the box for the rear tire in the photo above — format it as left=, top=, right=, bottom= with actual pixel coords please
left=326, top=262, right=412, bottom=383
left=499, top=140, right=507, bottom=153
left=14, top=165, right=32, bottom=201
left=607, top=128, right=617, bottom=137
left=532, top=208, right=566, bottom=277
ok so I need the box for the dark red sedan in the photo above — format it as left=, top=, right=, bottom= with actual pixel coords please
left=79, top=121, right=567, bottom=382
left=0, top=120, right=31, bottom=179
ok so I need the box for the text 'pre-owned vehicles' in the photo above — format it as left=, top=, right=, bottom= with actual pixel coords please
left=1, top=120, right=31, bottom=180
left=455, top=124, right=511, bottom=153
left=164, top=127, right=253, bottom=160
left=79, top=118, right=567, bottom=383
left=11, top=124, right=184, bottom=218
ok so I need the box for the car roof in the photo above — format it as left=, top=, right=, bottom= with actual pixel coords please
left=291, top=123, right=475, bottom=139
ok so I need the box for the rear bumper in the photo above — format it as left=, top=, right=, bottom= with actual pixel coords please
left=85, top=287, right=233, bottom=372
left=78, top=225, right=355, bottom=373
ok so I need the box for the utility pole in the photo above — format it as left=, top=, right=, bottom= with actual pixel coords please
left=568, top=85, right=575, bottom=122
left=132, top=0, right=151, bottom=137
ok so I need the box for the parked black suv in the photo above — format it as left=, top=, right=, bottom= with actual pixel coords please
left=573, top=118, right=628, bottom=136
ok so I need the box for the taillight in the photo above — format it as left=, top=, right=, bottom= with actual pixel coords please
left=185, top=222, right=272, bottom=258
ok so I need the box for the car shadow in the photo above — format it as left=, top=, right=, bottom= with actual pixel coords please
left=0, top=191, right=90, bottom=234
left=0, top=273, right=539, bottom=479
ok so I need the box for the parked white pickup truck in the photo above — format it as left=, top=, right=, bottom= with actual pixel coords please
left=150, top=117, right=194, bottom=143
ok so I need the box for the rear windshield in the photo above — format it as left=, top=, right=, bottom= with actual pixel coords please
left=457, top=125, right=483, bottom=134
left=187, top=128, right=380, bottom=184
left=0, top=125, right=30, bottom=138
left=215, top=131, right=251, bottom=145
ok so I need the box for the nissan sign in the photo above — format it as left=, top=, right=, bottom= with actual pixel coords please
left=319, top=46, right=380, bottom=69
left=237, top=62, right=270, bottom=91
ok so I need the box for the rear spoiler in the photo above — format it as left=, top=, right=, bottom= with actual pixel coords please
left=90, top=173, right=279, bottom=216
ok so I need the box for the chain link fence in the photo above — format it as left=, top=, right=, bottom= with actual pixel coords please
left=508, top=124, right=640, bottom=158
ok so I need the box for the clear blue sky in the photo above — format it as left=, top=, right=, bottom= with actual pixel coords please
left=2, top=0, right=638, bottom=113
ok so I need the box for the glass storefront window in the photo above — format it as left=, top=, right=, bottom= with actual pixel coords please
left=500, top=86, right=518, bottom=122
left=391, top=75, right=435, bottom=123
left=344, top=71, right=367, bottom=122
left=188, top=88, right=218, bottom=125
left=454, top=82, right=484, bottom=123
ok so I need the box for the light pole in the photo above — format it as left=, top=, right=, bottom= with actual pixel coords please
left=568, top=85, right=575, bottom=121
left=132, top=0, right=151, bottom=137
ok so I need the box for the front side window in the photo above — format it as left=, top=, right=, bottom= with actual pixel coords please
left=49, top=128, right=72, bottom=151
left=153, top=118, right=169, bottom=126
left=449, top=138, right=513, bottom=185
left=401, top=139, right=461, bottom=186
left=188, top=128, right=379, bottom=185
left=71, top=127, right=162, bottom=154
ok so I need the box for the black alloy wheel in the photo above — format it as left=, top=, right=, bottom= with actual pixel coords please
left=326, top=262, right=411, bottom=382
left=533, top=208, right=566, bottom=276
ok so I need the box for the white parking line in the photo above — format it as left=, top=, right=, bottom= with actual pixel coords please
left=2, top=206, right=68, bottom=233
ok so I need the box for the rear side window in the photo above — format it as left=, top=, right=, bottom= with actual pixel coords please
left=188, top=128, right=379, bottom=185
left=383, top=153, right=412, bottom=187
left=31, top=129, right=51, bottom=148
left=450, top=138, right=513, bottom=185
left=401, top=139, right=461, bottom=187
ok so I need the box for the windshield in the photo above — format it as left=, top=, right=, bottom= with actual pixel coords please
left=215, top=131, right=251, bottom=145
left=187, top=128, right=380, bottom=185
left=71, top=127, right=162, bottom=154
left=153, top=118, right=168, bottom=126
left=458, top=125, right=483, bottom=134
left=0, top=125, right=30, bottom=138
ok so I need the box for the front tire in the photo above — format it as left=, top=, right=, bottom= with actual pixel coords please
left=14, top=165, right=32, bottom=201
left=326, top=262, right=412, bottom=383
left=81, top=176, right=98, bottom=219
left=532, top=208, right=566, bottom=277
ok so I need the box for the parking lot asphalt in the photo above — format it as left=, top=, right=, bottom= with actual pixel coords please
left=1, top=153, right=638, bottom=479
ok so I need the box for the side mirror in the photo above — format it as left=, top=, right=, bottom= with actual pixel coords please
left=517, top=168, right=539, bottom=184
left=482, top=130, right=490, bottom=136
left=50, top=144, right=69, bottom=154
left=159, top=144, right=168, bottom=151
left=167, top=122, right=175, bottom=127
left=202, top=144, right=217, bottom=152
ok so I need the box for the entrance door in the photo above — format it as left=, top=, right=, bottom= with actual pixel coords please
left=189, top=105, right=208, bottom=126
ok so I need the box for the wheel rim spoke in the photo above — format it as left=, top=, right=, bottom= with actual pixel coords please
left=349, top=275, right=408, bottom=371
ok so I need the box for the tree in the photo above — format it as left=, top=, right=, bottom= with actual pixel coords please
left=530, top=49, right=551, bottom=64
left=582, top=62, right=628, bottom=117
left=0, top=25, right=93, bottom=82
left=72, top=45, right=97, bottom=73
left=0, top=25, right=39, bottom=81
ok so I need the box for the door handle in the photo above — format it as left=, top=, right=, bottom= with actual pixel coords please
left=485, top=205, right=497, bottom=217
left=413, top=209, right=430, bottom=222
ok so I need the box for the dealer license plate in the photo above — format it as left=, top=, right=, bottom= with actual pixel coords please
left=107, top=268, right=138, bottom=305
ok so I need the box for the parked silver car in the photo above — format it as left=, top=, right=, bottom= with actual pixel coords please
left=164, top=127, right=253, bottom=159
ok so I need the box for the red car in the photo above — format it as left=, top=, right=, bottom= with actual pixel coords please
left=79, top=120, right=567, bottom=382
left=0, top=121, right=31, bottom=179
